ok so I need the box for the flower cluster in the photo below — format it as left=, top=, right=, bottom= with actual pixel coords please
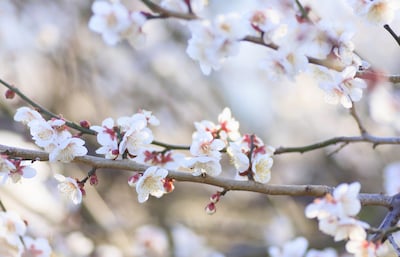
left=0, top=155, right=36, bottom=184
left=54, top=174, right=84, bottom=205
left=14, top=107, right=88, bottom=162
left=185, top=108, right=233, bottom=175
left=86, top=0, right=400, bottom=109
left=305, top=182, right=381, bottom=256
left=90, top=110, right=158, bottom=160
left=0, top=211, right=52, bottom=256
left=347, top=0, right=400, bottom=25
left=228, top=134, right=274, bottom=183
left=88, top=0, right=147, bottom=48
left=186, top=13, right=250, bottom=75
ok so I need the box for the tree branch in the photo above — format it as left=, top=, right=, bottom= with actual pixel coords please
left=274, top=134, right=400, bottom=154
left=0, top=144, right=391, bottom=206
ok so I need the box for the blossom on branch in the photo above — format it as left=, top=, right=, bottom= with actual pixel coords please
left=88, top=0, right=147, bottom=48
left=22, top=236, right=52, bottom=257
left=48, top=137, right=88, bottom=163
left=54, top=174, right=83, bottom=205
left=184, top=156, right=222, bottom=177
left=90, top=117, right=120, bottom=159
left=13, top=107, right=44, bottom=125
left=318, top=66, right=367, bottom=108
left=227, top=134, right=275, bottom=183
left=186, top=13, right=250, bottom=75
left=0, top=158, right=36, bottom=184
left=346, top=0, right=400, bottom=25
left=136, top=166, right=168, bottom=203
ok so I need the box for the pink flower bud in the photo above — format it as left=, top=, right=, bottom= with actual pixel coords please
left=80, top=120, right=91, bottom=129
left=5, top=89, right=15, bottom=99
left=128, top=172, right=142, bottom=187
left=163, top=178, right=175, bottom=193
left=210, top=192, right=220, bottom=203
left=205, top=202, right=216, bottom=215
left=90, top=174, right=99, bottom=186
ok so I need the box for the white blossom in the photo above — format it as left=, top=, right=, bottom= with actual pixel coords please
left=319, top=66, right=367, bottom=108
left=269, top=237, right=308, bottom=257
left=49, top=137, right=88, bottom=162
left=22, top=236, right=52, bottom=257
left=88, top=0, right=147, bottom=47
left=185, top=156, right=222, bottom=177
left=13, top=107, right=44, bottom=125
left=136, top=166, right=168, bottom=203
left=54, top=174, right=83, bottom=205
left=251, top=153, right=273, bottom=183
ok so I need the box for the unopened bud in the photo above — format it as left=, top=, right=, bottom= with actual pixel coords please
left=128, top=173, right=142, bottom=187
left=205, top=202, right=216, bottom=215
left=210, top=192, right=220, bottom=203
left=80, top=120, right=91, bottom=129
left=90, top=174, right=99, bottom=186
left=163, top=178, right=175, bottom=193
left=5, top=89, right=15, bottom=99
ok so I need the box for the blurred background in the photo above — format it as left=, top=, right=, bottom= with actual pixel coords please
left=0, top=0, right=400, bottom=256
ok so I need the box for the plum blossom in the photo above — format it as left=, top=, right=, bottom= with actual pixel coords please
left=318, top=66, right=367, bottom=108
left=305, top=182, right=369, bottom=248
left=268, top=237, right=308, bottom=257
left=133, top=225, right=169, bottom=257
left=259, top=48, right=308, bottom=81
left=187, top=13, right=250, bottom=75
left=136, top=166, right=168, bottom=203
left=251, top=153, right=273, bottom=183
left=22, top=236, right=52, bottom=257
left=227, top=134, right=275, bottom=183
left=90, top=117, right=120, bottom=159
left=13, top=107, right=44, bottom=125
left=29, top=119, right=71, bottom=150
left=248, top=8, right=287, bottom=44
left=193, top=107, right=240, bottom=143
left=54, top=174, right=83, bottom=205
left=185, top=156, right=222, bottom=177
left=0, top=158, right=36, bottom=184
left=227, top=141, right=249, bottom=173
left=190, top=131, right=225, bottom=159
left=49, top=137, right=88, bottom=163
left=346, top=0, right=400, bottom=25
left=88, top=0, right=146, bottom=48
left=345, top=239, right=378, bottom=257
left=217, top=107, right=240, bottom=141
left=14, top=107, right=88, bottom=163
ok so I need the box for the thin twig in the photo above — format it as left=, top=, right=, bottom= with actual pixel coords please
left=274, top=134, right=400, bottom=154
left=384, top=24, right=400, bottom=47
left=141, top=0, right=198, bottom=20
left=0, top=144, right=392, bottom=206
left=350, top=104, right=367, bottom=135
left=0, top=79, right=96, bottom=135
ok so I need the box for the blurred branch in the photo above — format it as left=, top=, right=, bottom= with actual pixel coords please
left=141, top=0, right=198, bottom=20
left=0, top=144, right=392, bottom=207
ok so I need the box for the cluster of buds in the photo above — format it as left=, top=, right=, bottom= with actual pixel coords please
left=205, top=191, right=222, bottom=215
